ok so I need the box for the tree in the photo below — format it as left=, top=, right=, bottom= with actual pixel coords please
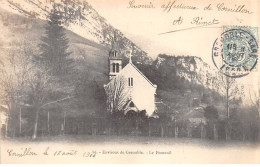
left=36, top=5, right=73, bottom=76
left=104, top=75, right=129, bottom=114
left=221, top=75, right=234, bottom=120
left=24, top=61, right=74, bottom=139
left=204, top=105, right=219, bottom=139
left=0, top=39, right=74, bottom=139
left=32, top=5, right=75, bottom=138
left=0, top=40, right=36, bottom=137
left=249, top=87, right=260, bottom=117
left=204, top=106, right=219, bottom=120
left=249, top=87, right=260, bottom=141
left=219, top=73, right=241, bottom=140
left=75, top=76, right=106, bottom=116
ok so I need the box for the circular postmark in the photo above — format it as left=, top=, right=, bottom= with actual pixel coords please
left=212, top=28, right=258, bottom=78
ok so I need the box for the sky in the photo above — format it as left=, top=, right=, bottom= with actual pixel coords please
left=90, top=0, right=259, bottom=66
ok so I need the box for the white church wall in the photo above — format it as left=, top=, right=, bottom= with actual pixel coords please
left=116, top=63, right=156, bottom=116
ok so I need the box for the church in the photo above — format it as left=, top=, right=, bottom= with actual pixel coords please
left=104, top=42, right=157, bottom=117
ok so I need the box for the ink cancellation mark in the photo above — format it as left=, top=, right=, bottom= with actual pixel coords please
left=212, top=26, right=258, bottom=78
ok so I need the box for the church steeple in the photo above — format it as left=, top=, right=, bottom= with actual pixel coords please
left=109, top=31, right=119, bottom=57
left=108, top=31, right=122, bottom=80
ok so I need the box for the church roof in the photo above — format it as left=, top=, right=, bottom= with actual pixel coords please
left=128, top=62, right=157, bottom=88
left=104, top=61, right=156, bottom=89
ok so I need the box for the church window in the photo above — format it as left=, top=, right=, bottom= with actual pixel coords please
left=112, top=63, right=116, bottom=72
left=128, top=77, right=133, bottom=87
left=116, top=63, right=119, bottom=72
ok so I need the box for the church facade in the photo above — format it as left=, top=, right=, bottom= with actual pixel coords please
left=104, top=45, right=157, bottom=117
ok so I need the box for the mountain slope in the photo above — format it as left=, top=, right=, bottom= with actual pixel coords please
left=0, top=0, right=152, bottom=64
left=152, top=54, right=245, bottom=100
left=154, top=55, right=223, bottom=92
left=0, top=6, right=107, bottom=78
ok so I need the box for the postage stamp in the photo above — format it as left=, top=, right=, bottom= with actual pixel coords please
left=212, top=26, right=258, bottom=78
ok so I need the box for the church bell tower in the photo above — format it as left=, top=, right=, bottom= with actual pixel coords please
left=108, top=32, right=122, bottom=80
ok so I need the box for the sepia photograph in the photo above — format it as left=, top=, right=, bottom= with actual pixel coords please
left=0, top=0, right=259, bottom=164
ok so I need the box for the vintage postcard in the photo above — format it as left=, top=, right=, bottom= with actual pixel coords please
left=0, top=0, right=260, bottom=164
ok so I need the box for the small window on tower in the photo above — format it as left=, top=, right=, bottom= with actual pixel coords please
left=112, top=63, right=116, bottom=73
left=114, top=51, right=117, bottom=57
left=116, top=63, right=119, bottom=72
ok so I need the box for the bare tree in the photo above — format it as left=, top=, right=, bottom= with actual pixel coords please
left=0, top=40, right=73, bottom=139
left=249, top=87, right=260, bottom=141
left=104, top=75, right=130, bottom=114
left=221, top=75, right=235, bottom=119
left=0, top=40, right=35, bottom=137
left=249, top=87, right=260, bottom=117
left=219, top=73, right=243, bottom=140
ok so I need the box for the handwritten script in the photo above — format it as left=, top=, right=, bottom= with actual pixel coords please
left=127, top=0, right=252, bottom=14
left=5, top=147, right=172, bottom=158
left=6, top=147, right=96, bottom=158
left=126, top=0, right=253, bottom=34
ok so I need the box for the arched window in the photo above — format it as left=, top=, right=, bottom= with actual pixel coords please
left=116, top=63, right=119, bottom=72
left=112, top=63, right=116, bottom=72
left=114, top=51, right=117, bottom=57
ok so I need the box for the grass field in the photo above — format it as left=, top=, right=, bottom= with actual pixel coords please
left=3, top=134, right=260, bottom=147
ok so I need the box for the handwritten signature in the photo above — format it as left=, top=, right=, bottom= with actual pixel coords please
left=160, top=17, right=219, bottom=35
